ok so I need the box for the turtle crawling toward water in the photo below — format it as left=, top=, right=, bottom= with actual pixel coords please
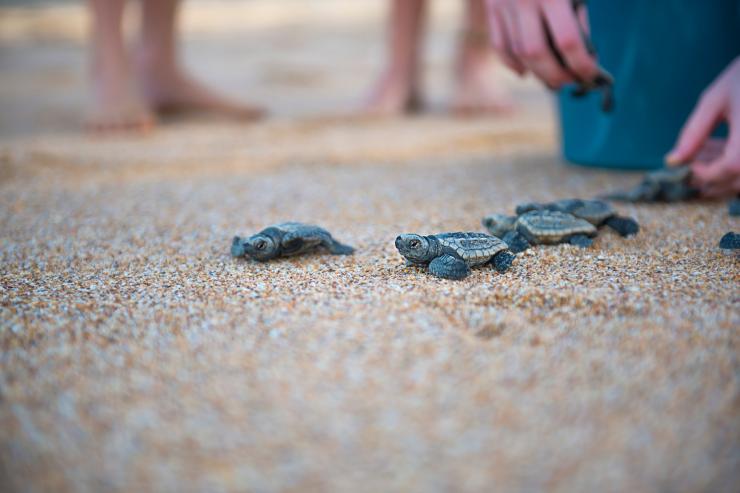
left=395, top=232, right=515, bottom=280
left=603, top=166, right=699, bottom=203
left=516, top=198, right=639, bottom=237
left=485, top=210, right=598, bottom=253
left=231, top=222, right=354, bottom=261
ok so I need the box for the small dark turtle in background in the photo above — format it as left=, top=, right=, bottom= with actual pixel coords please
left=484, top=210, right=597, bottom=252
left=603, top=166, right=699, bottom=203
left=719, top=232, right=740, bottom=251
left=516, top=198, right=639, bottom=237
left=231, top=222, right=354, bottom=261
left=395, top=232, right=515, bottom=280
left=728, top=196, right=740, bottom=216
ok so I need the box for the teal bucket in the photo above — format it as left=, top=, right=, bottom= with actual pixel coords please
left=558, top=0, right=740, bottom=170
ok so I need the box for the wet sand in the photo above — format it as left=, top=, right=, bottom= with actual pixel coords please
left=1, top=2, right=739, bottom=492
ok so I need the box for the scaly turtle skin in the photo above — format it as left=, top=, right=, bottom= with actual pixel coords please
left=719, top=232, right=740, bottom=250
left=231, top=222, right=354, bottom=261
left=515, top=199, right=639, bottom=237
left=603, top=166, right=699, bottom=203
left=395, top=232, right=514, bottom=280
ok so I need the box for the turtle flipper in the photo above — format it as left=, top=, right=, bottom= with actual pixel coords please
left=568, top=234, right=593, bottom=248
left=231, top=236, right=246, bottom=257
left=719, top=232, right=740, bottom=250
left=429, top=254, right=470, bottom=280
left=491, top=250, right=515, bottom=273
left=323, top=237, right=355, bottom=255
left=502, top=231, right=530, bottom=253
left=729, top=197, right=740, bottom=217
left=281, top=237, right=305, bottom=255
left=604, top=216, right=640, bottom=237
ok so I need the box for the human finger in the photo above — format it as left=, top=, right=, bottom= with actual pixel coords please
left=666, top=86, right=727, bottom=165
left=488, top=4, right=526, bottom=74
left=693, top=138, right=726, bottom=163
left=540, top=0, right=599, bottom=81
left=511, top=1, right=573, bottom=88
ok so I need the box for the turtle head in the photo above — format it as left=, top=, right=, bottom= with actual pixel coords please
left=243, top=233, right=278, bottom=261
left=482, top=214, right=516, bottom=237
left=395, top=234, right=434, bottom=264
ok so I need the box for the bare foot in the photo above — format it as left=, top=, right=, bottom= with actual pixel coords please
left=137, top=56, right=264, bottom=121
left=452, top=42, right=515, bottom=116
left=362, top=71, right=423, bottom=117
left=86, top=51, right=155, bottom=132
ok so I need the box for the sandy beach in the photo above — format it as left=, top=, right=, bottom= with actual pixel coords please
left=1, top=2, right=739, bottom=492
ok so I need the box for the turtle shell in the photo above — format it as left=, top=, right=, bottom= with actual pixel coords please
left=515, top=202, right=547, bottom=215
left=274, top=222, right=323, bottom=235
left=557, top=199, right=615, bottom=225
left=516, top=210, right=597, bottom=244
left=646, top=166, right=691, bottom=185
left=434, top=232, right=509, bottom=265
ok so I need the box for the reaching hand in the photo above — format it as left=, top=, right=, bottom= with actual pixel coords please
left=666, top=56, right=740, bottom=197
left=485, top=0, right=599, bottom=88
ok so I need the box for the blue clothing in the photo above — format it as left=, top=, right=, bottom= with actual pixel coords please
left=558, top=1, right=740, bottom=169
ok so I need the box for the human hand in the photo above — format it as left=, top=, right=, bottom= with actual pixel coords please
left=666, top=56, right=740, bottom=197
left=485, top=0, right=599, bottom=88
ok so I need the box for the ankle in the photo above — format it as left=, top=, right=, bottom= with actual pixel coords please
left=382, top=64, right=419, bottom=91
left=135, top=43, right=179, bottom=78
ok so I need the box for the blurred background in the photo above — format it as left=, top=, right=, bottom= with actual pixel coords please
left=0, top=0, right=550, bottom=139
left=2, top=4, right=738, bottom=493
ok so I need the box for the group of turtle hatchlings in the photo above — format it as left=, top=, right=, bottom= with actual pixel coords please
left=231, top=167, right=739, bottom=281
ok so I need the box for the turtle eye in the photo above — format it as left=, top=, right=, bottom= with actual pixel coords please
left=255, top=240, right=267, bottom=250
left=409, top=239, right=421, bottom=248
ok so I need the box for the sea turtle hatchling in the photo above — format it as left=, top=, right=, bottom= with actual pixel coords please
left=231, top=222, right=354, bottom=261
left=602, top=166, right=699, bottom=203
left=515, top=198, right=639, bottom=237
left=395, top=232, right=515, bottom=280
left=484, top=210, right=598, bottom=253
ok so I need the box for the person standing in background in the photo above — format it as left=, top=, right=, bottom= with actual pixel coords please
left=366, top=0, right=514, bottom=116
left=86, top=0, right=264, bottom=132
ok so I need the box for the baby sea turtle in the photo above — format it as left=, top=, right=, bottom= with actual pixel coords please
left=395, top=232, right=515, bottom=280
left=516, top=198, right=639, bottom=237
left=719, top=232, right=740, bottom=250
left=483, top=210, right=597, bottom=252
left=603, top=166, right=699, bottom=203
left=231, top=222, right=354, bottom=261
left=728, top=196, right=740, bottom=217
